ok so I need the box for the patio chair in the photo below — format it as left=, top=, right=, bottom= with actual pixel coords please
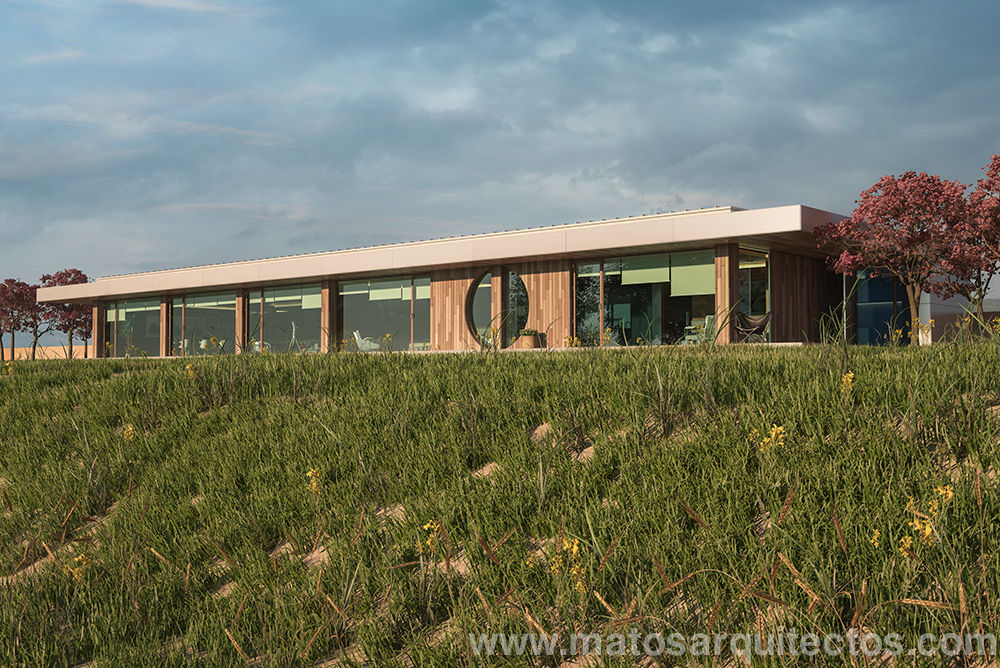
left=735, top=312, right=772, bottom=343
left=353, top=330, right=380, bottom=352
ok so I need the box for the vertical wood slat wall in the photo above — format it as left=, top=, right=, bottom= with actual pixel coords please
left=714, top=243, right=740, bottom=343
left=320, top=279, right=337, bottom=353
left=92, top=304, right=105, bottom=358
left=429, top=266, right=484, bottom=351
left=769, top=251, right=842, bottom=342
left=509, top=258, right=573, bottom=348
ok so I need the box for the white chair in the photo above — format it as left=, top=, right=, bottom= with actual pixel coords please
left=353, top=330, right=380, bottom=352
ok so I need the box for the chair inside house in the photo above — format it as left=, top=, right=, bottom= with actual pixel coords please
left=735, top=312, right=772, bottom=343
left=353, top=330, right=380, bottom=352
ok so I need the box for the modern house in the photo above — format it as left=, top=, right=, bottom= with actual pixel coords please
left=36, top=204, right=847, bottom=357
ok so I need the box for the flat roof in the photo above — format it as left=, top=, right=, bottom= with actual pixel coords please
left=37, top=204, right=842, bottom=303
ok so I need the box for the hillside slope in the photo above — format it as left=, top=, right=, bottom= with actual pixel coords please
left=0, top=345, right=998, bottom=665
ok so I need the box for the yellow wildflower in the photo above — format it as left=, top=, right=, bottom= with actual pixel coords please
left=841, top=371, right=855, bottom=393
left=758, top=424, right=786, bottom=451
left=934, top=485, right=954, bottom=502
left=185, top=364, right=195, bottom=379
left=419, top=519, right=443, bottom=556
left=869, top=529, right=881, bottom=548
left=121, top=423, right=135, bottom=442
left=63, top=553, right=91, bottom=582
left=899, top=535, right=913, bottom=556
left=306, top=468, right=322, bottom=495
left=926, top=498, right=939, bottom=516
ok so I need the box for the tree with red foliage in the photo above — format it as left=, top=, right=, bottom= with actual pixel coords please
left=40, top=269, right=92, bottom=358
left=20, top=283, right=53, bottom=360
left=0, top=279, right=34, bottom=359
left=815, top=171, right=971, bottom=345
left=963, top=154, right=1000, bottom=323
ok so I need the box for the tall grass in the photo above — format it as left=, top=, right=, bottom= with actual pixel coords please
left=0, top=342, right=998, bottom=665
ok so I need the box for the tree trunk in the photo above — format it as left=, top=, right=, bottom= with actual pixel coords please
left=8, top=329, right=13, bottom=360
left=68, top=332, right=74, bottom=360
left=84, top=335, right=89, bottom=359
left=904, top=283, right=924, bottom=346
left=31, top=328, right=38, bottom=361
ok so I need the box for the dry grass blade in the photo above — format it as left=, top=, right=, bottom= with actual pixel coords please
left=476, top=538, right=501, bottom=567
left=224, top=628, right=253, bottom=664
left=593, top=590, right=617, bottom=616
left=831, top=507, right=848, bottom=556
left=678, top=500, right=709, bottom=531
left=597, top=534, right=619, bottom=573
left=350, top=508, right=364, bottom=547
left=210, top=541, right=235, bottom=570
left=900, top=598, right=958, bottom=612
left=149, top=548, right=176, bottom=570
left=737, top=571, right=764, bottom=603
left=850, top=579, right=868, bottom=628
left=750, top=590, right=788, bottom=607
left=492, top=529, right=515, bottom=552
left=777, top=485, right=796, bottom=527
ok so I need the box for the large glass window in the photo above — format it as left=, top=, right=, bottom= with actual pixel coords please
left=575, top=251, right=715, bottom=346
left=574, top=263, right=601, bottom=346
left=738, top=250, right=770, bottom=317
left=172, top=292, right=236, bottom=356
left=468, top=272, right=494, bottom=343
left=857, top=271, right=910, bottom=345
left=504, top=270, right=530, bottom=347
left=340, top=276, right=428, bottom=351
left=413, top=277, right=431, bottom=351
left=247, top=284, right=322, bottom=353
left=103, top=298, right=160, bottom=357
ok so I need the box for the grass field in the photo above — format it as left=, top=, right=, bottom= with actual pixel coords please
left=0, top=342, right=998, bottom=666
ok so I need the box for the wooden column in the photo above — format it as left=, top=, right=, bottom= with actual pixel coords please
left=490, top=265, right=504, bottom=341
left=92, top=303, right=106, bottom=358
left=320, top=279, right=338, bottom=353
left=714, top=243, right=740, bottom=343
left=159, top=297, right=171, bottom=357
left=235, top=289, right=248, bottom=354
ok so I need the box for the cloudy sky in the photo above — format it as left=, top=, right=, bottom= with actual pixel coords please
left=1, top=0, right=999, bottom=287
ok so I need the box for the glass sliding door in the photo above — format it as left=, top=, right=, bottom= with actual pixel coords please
left=340, top=276, right=427, bottom=351
left=413, top=277, right=431, bottom=350
left=179, top=292, right=237, bottom=355
left=603, top=254, right=671, bottom=346
left=103, top=298, right=160, bottom=357
left=574, top=263, right=601, bottom=346
left=738, top=250, right=769, bottom=317
left=666, top=250, right=716, bottom=344
left=247, top=284, right=322, bottom=353
left=573, top=251, right=715, bottom=346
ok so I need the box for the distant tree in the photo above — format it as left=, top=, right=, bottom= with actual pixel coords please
left=963, top=154, right=1000, bottom=323
left=0, top=279, right=33, bottom=359
left=815, top=171, right=970, bottom=345
left=19, top=283, right=52, bottom=361
left=41, top=269, right=92, bottom=359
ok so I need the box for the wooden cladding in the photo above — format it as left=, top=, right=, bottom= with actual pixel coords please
left=429, top=259, right=573, bottom=350
left=770, top=251, right=841, bottom=342
left=714, top=243, right=740, bottom=343
left=509, top=259, right=573, bottom=348
left=430, top=266, right=485, bottom=351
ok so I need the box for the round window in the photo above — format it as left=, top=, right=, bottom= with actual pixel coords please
left=466, top=268, right=530, bottom=347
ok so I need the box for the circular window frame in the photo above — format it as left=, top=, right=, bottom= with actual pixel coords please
left=465, top=268, right=530, bottom=347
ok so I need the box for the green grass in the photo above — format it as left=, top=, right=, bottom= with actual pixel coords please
left=0, top=343, right=999, bottom=665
